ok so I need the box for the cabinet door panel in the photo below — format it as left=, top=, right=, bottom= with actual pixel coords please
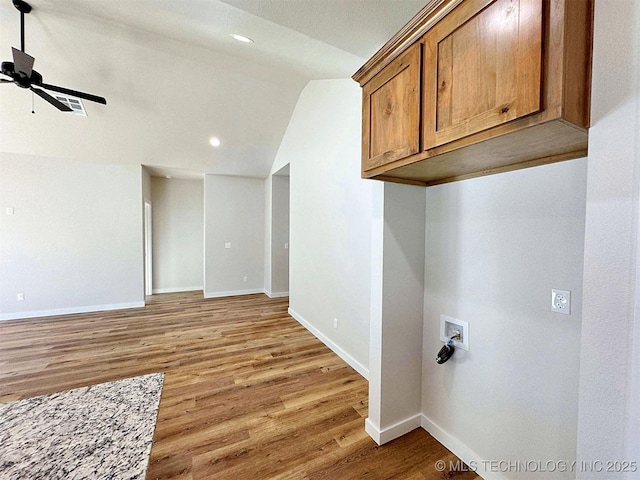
left=363, top=43, right=421, bottom=171
left=423, top=0, right=543, bottom=149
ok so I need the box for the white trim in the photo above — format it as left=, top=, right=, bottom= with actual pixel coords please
left=152, top=286, right=203, bottom=294
left=203, top=288, right=265, bottom=298
left=287, top=307, right=369, bottom=379
left=0, top=301, right=145, bottom=321
left=365, top=414, right=422, bottom=445
left=421, top=414, right=499, bottom=480
left=365, top=418, right=382, bottom=444
left=265, top=290, right=289, bottom=298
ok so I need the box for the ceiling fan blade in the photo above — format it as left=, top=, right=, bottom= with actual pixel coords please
left=40, top=82, right=107, bottom=105
left=31, top=87, right=73, bottom=112
left=12, top=47, right=34, bottom=78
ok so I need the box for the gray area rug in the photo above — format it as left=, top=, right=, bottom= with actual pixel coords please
left=0, top=373, right=164, bottom=480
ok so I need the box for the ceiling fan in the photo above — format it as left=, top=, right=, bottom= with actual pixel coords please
left=1, top=0, right=107, bottom=112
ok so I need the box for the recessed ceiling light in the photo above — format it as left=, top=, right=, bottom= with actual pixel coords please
left=230, top=33, right=253, bottom=43
left=209, top=137, right=221, bottom=147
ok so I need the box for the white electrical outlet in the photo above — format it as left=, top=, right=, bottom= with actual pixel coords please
left=6, top=207, right=14, bottom=216
left=225, top=242, right=232, bottom=249
left=333, top=318, right=338, bottom=329
left=16, top=293, right=24, bottom=301
left=552, top=289, right=571, bottom=314
left=243, top=276, right=248, bottom=283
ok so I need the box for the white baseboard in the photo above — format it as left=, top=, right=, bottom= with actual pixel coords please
left=365, top=414, right=422, bottom=445
left=421, top=414, right=500, bottom=480
left=203, top=288, right=265, bottom=299
left=365, top=418, right=381, bottom=444
left=0, top=301, right=145, bottom=322
left=265, top=291, right=289, bottom=298
left=287, top=307, right=369, bottom=380
left=152, top=286, right=203, bottom=294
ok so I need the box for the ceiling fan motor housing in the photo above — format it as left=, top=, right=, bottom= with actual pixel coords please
left=1, top=61, right=42, bottom=88
left=13, top=0, right=32, bottom=14
left=1, top=61, right=13, bottom=76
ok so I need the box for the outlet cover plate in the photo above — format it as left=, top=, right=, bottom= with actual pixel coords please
left=551, top=289, right=571, bottom=314
left=440, top=315, right=469, bottom=351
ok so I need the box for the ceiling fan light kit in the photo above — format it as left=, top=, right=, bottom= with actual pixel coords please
left=1, top=0, right=107, bottom=112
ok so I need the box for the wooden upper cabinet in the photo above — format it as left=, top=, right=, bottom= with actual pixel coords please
left=423, top=0, right=542, bottom=149
left=353, top=0, right=593, bottom=186
left=362, top=43, right=421, bottom=172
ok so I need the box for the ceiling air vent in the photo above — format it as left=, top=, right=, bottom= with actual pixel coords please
left=53, top=95, right=87, bottom=116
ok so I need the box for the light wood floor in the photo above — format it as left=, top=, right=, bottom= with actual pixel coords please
left=0, top=292, right=477, bottom=480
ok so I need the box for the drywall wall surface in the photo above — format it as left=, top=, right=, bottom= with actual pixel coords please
left=264, top=177, right=273, bottom=295
left=270, top=175, right=289, bottom=296
left=368, top=181, right=385, bottom=433
left=142, top=166, right=152, bottom=203
left=204, top=174, right=265, bottom=296
left=285, top=79, right=375, bottom=374
left=632, top=4, right=640, bottom=457
left=367, top=181, right=425, bottom=443
left=142, top=166, right=152, bottom=296
left=0, top=152, right=144, bottom=319
left=380, top=182, right=425, bottom=427
left=577, top=1, right=640, bottom=477
left=150, top=177, right=203, bottom=293
left=631, top=304, right=640, bottom=475
left=270, top=133, right=295, bottom=176
left=422, top=158, right=587, bottom=479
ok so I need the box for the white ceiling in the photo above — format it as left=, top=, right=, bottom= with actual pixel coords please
left=219, top=0, right=426, bottom=59
left=0, top=0, right=424, bottom=178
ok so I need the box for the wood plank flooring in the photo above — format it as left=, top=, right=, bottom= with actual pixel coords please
left=0, top=292, right=478, bottom=480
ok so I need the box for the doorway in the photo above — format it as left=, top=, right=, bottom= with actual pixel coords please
left=271, top=165, right=290, bottom=296
left=144, top=201, right=153, bottom=296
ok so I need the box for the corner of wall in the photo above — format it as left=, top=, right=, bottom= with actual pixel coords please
left=286, top=78, right=372, bottom=377
left=288, top=307, right=369, bottom=380
left=420, top=415, right=510, bottom=480
left=365, top=415, right=422, bottom=446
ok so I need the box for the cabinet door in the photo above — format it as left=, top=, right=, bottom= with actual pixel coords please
left=362, top=43, right=421, bottom=171
left=423, top=0, right=543, bottom=149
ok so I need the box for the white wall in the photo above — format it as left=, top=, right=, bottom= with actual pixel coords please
left=0, top=152, right=144, bottom=320
left=270, top=175, right=290, bottom=296
left=577, top=1, right=640, bottom=477
left=142, top=167, right=152, bottom=203
left=204, top=175, right=265, bottom=297
left=264, top=176, right=273, bottom=295
left=150, top=177, right=203, bottom=293
left=631, top=305, right=640, bottom=476
left=142, top=167, right=152, bottom=296
left=263, top=171, right=290, bottom=298
left=421, top=159, right=587, bottom=479
left=367, top=182, right=425, bottom=444
left=283, top=79, right=377, bottom=376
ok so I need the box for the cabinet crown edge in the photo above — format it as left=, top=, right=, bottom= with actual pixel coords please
left=352, top=0, right=462, bottom=86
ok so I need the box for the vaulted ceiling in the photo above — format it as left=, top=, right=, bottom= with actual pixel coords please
left=0, top=0, right=425, bottom=177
